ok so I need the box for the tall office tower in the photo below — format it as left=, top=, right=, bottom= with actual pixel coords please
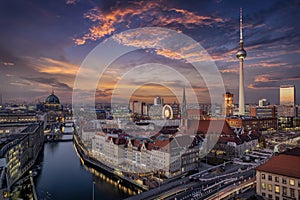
left=154, top=96, right=164, bottom=106
left=222, top=92, right=234, bottom=117
left=280, top=85, right=295, bottom=106
left=236, top=8, right=247, bottom=115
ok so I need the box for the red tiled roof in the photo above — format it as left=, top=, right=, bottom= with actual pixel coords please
left=256, top=154, right=300, bottom=179
left=188, top=119, right=234, bottom=136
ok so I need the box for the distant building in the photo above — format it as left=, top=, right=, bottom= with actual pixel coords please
left=278, top=85, right=297, bottom=130
left=222, top=92, right=234, bottom=117
left=256, top=147, right=300, bottom=200
left=154, top=97, right=164, bottom=106
left=189, top=119, right=259, bottom=158
left=259, top=98, right=269, bottom=107
left=226, top=117, right=277, bottom=134
left=280, top=85, right=295, bottom=106
left=91, top=132, right=202, bottom=178
left=130, top=101, right=146, bottom=116
left=277, top=105, right=296, bottom=118
left=250, top=105, right=276, bottom=118
left=44, top=90, right=62, bottom=122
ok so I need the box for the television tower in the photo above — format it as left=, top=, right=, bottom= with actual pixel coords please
left=236, top=8, right=247, bottom=115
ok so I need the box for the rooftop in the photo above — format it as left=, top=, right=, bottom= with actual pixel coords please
left=256, top=148, right=300, bottom=179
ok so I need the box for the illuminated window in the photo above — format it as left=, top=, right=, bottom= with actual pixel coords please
left=262, top=182, right=266, bottom=190
left=275, top=185, right=280, bottom=193
left=268, top=184, right=272, bottom=191
left=290, top=179, right=295, bottom=186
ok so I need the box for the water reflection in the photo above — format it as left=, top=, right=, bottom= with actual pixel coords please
left=32, top=141, right=137, bottom=200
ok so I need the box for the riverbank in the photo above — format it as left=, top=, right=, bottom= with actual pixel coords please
left=73, top=134, right=149, bottom=191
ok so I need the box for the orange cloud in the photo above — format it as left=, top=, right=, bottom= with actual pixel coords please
left=28, top=57, right=79, bottom=76
left=254, top=75, right=271, bottom=82
left=219, top=68, right=239, bottom=74
left=75, top=1, right=225, bottom=45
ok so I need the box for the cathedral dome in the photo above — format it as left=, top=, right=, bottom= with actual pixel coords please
left=45, top=91, right=60, bottom=104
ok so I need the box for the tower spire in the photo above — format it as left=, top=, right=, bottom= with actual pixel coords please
left=240, top=8, right=243, bottom=43
left=181, top=87, right=187, bottom=118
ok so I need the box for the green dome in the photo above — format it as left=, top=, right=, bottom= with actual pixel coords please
left=45, top=91, right=60, bottom=104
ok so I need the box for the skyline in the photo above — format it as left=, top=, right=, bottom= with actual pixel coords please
left=0, top=0, right=300, bottom=104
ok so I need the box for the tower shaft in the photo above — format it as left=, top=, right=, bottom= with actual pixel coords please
left=239, top=59, right=245, bottom=115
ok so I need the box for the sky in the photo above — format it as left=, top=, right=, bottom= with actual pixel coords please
left=0, top=0, right=299, bottom=105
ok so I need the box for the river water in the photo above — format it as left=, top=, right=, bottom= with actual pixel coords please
left=34, top=141, right=137, bottom=200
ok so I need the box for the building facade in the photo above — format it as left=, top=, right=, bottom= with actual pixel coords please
left=256, top=148, right=300, bottom=200
left=280, top=85, right=295, bottom=106
left=222, top=92, right=234, bottom=117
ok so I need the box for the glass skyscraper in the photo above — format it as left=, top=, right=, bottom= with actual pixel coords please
left=280, top=85, right=295, bottom=106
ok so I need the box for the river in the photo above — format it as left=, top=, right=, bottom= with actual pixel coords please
left=34, top=141, right=138, bottom=200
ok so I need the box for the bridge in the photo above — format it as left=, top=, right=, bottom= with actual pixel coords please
left=44, top=122, right=74, bottom=142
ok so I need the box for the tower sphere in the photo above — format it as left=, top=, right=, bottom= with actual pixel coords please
left=236, top=48, right=247, bottom=59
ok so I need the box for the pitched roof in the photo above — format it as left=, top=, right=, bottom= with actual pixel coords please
left=256, top=153, right=300, bottom=179
left=188, top=119, right=234, bottom=136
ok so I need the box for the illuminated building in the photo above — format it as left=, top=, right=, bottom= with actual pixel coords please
left=91, top=132, right=202, bottom=178
left=236, top=8, right=247, bottom=115
left=256, top=148, right=300, bottom=200
left=0, top=122, right=44, bottom=191
left=280, top=85, right=295, bottom=106
left=250, top=105, right=276, bottom=118
left=278, top=85, right=297, bottom=130
left=45, top=90, right=62, bottom=122
left=222, top=92, right=234, bottom=117
left=226, top=117, right=277, bottom=134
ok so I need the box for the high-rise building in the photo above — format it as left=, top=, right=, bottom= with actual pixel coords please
left=278, top=85, right=296, bottom=130
left=222, top=92, right=234, bottom=116
left=130, top=101, right=145, bottom=115
left=236, top=8, right=247, bottom=115
left=154, top=97, right=164, bottom=106
left=280, top=85, right=295, bottom=106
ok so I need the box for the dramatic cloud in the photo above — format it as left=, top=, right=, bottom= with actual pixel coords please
left=22, top=77, right=72, bottom=91
left=75, top=0, right=225, bottom=45
left=26, top=57, right=79, bottom=76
